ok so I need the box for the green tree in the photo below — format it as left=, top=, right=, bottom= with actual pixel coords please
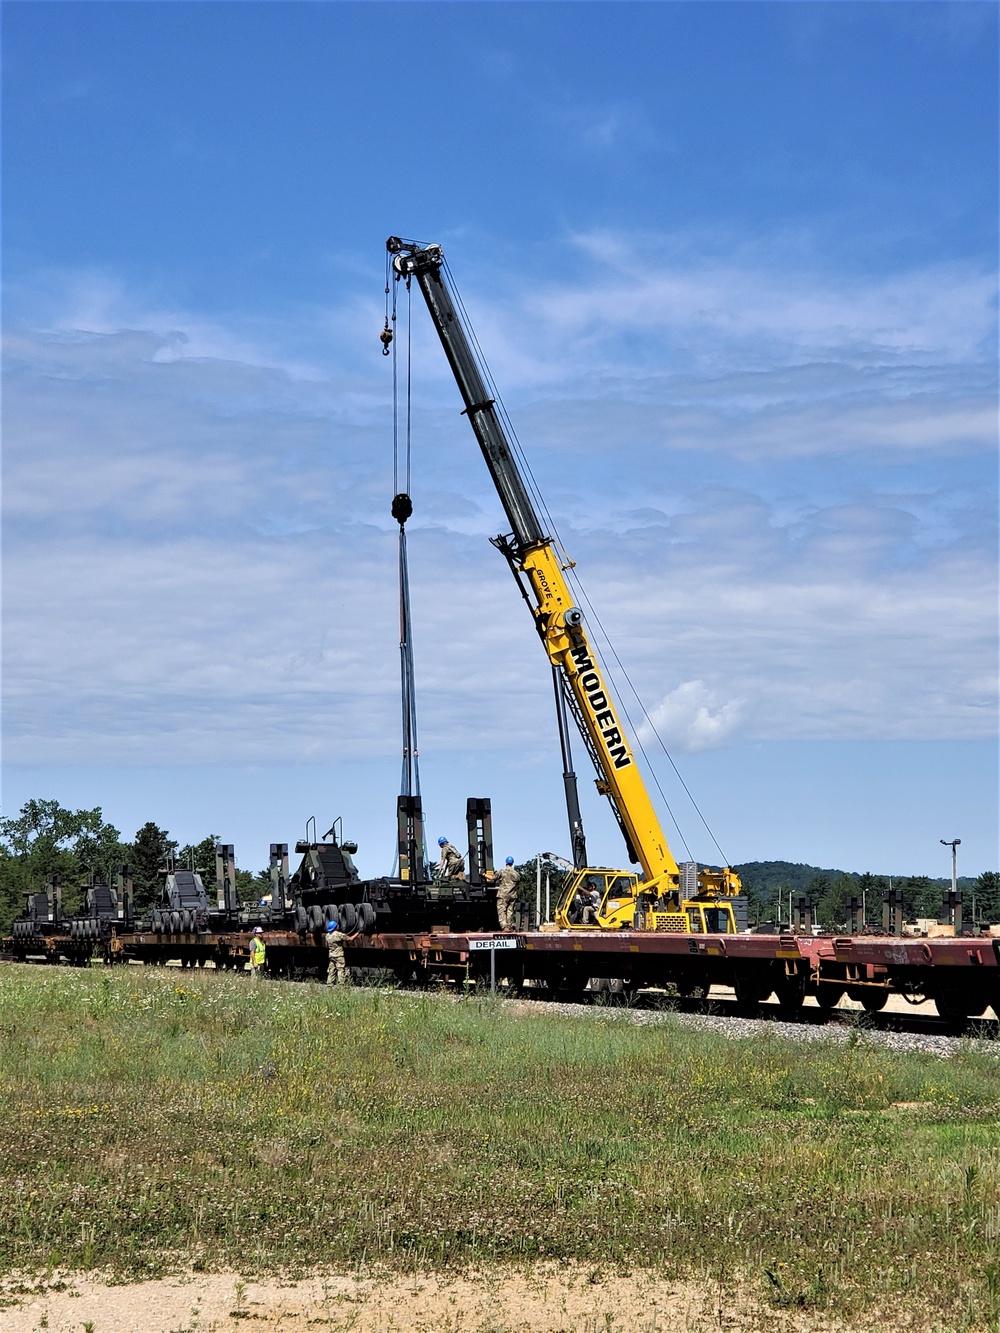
left=176, top=835, right=220, bottom=884
left=974, top=871, right=1000, bottom=926
left=901, top=876, right=937, bottom=922
left=0, top=799, right=126, bottom=930
left=815, top=875, right=854, bottom=930
left=236, top=867, right=272, bottom=906
left=129, top=822, right=177, bottom=916
left=857, top=872, right=888, bottom=926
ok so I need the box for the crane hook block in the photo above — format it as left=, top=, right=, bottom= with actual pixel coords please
left=391, top=493, right=413, bottom=525
left=380, top=321, right=393, bottom=355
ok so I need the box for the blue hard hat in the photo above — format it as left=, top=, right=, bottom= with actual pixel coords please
left=506, top=857, right=514, bottom=865
left=326, top=920, right=337, bottom=933
left=438, top=837, right=448, bottom=846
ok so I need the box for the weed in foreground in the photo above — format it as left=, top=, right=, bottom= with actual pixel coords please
left=0, top=964, right=998, bottom=1329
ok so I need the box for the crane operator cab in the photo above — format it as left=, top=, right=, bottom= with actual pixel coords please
left=554, top=865, right=740, bottom=934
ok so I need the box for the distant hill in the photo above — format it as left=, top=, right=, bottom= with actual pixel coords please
left=732, top=860, right=991, bottom=927
left=735, top=861, right=853, bottom=896
left=734, top=861, right=979, bottom=896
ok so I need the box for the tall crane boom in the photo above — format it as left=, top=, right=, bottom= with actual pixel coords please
left=387, top=238, right=740, bottom=928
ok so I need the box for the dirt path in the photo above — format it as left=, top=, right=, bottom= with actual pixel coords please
left=0, top=1266, right=873, bottom=1332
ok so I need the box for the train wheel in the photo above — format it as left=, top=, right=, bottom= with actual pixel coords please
left=935, top=990, right=969, bottom=1026
left=774, top=972, right=806, bottom=1014
left=553, top=971, right=588, bottom=999
left=676, top=975, right=709, bottom=1003
left=936, top=989, right=986, bottom=1022
left=733, top=971, right=768, bottom=1015
left=846, top=987, right=888, bottom=1013
left=816, top=985, right=845, bottom=1013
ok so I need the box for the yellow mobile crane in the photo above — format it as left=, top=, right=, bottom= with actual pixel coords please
left=386, top=239, right=741, bottom=933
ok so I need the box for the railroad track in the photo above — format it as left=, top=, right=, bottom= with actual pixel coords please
left=503, top=986, right=1000, bottom=1053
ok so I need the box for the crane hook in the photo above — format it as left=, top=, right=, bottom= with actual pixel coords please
left=380, top=319, right=393, bottom=356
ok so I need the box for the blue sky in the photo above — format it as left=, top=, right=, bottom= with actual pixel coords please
left=3, top=2, right=997, bottom=879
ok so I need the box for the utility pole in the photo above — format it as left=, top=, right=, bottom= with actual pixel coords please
left=940, top=838, right=962, bottom=933
left=940, top=838, right=961, bottom=897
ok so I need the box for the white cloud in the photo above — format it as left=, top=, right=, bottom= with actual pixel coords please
left=3, top=233, right=996, bottom=774
left=639, top=681, right=744, bottom=753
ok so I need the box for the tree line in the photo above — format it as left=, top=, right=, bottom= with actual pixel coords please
left=2, top=798, right=997, bottom=936
left=735, top=860, right=1000, bottom=930
left=0, top=798, right=269, bottom=933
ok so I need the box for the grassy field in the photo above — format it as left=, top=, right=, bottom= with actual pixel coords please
left=1, top=964, right=998, bottom=1329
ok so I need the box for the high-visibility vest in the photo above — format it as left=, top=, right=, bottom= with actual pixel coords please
left=250, top=937, right=265, bottom=968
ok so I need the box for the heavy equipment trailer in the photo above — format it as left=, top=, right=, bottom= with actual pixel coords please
left=5, top=796, right=503, bottom=963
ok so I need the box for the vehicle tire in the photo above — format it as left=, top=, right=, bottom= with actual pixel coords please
left=324, top=903, right=338, bottom=924
left=339, top=903, right=358, bottom=934
left=295, top=905, right=308, bottom=933
left=356, top=902, right=376, bottom=934
left=171, top=911, right=182, bottom=934
left=309, top=904, right=324, bottom=932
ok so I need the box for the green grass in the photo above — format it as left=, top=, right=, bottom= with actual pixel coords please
left=1, top=965, right=999, bottom=1328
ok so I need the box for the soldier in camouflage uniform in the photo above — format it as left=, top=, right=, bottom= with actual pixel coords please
left=324, top=919, right=356, bottom=985
left=495, top=857, right=520, bottom=930
left=436, top=837, right=466, bottom=881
